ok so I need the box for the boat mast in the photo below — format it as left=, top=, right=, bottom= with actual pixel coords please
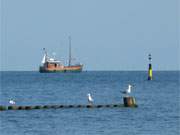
left=43, top=48, right=48, bottom=61
left=68, top=36, right=72, bottom=66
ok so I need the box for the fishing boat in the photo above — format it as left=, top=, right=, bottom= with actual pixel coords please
left=39, top=37, right=83, bottom=73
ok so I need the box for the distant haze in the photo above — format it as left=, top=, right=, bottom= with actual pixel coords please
left=0, top=0, right=179, bottom=71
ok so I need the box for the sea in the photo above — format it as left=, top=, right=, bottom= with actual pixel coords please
left=0, top=71, right=179, bottom=135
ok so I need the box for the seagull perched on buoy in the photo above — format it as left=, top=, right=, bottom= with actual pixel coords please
left=9, top=99, right=16, bottom=105
left=121, top=84, right=132, bottom=96
left=87, top=93, right=93, bottom=105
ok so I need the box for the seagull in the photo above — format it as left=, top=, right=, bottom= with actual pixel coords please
left=121, top=84, right=132, bottom=95
left=87, top=93, right=93, bottom=105
left=9, top=100, right=16, bottom=105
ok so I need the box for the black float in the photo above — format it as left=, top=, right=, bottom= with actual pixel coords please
left=0, top=97, right=138, bottom=111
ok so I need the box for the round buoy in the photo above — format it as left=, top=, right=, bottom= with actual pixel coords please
left=86, top=105, right=93, bottom=108
left=59, top=105, right=64, bottom=108
left=50, top=105, right=57, bottom=109
left=0, top=106, right=7, bottom=111
left=8, top=106, right=19, bottom=110
left=18, top=106, right=26, bottom=110
left=68, top=105, right=73, bottom=108
left=105, top=105, right=111, bottom=108
left=77, top=105, right=82, bottom=108
left=25, top=106, right=32, bottom=110
left=97, top=105, right=102, bottom=108
left=34, top=106, right=42, bottom=109
left=43, top=105, right=50, bottom=109
left=113, top=104, right=118, bottom=107
left=8, top=106, right=13, bottom=110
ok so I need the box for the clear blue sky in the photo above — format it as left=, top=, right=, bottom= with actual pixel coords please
left=0, top=0, right=179, bottom=71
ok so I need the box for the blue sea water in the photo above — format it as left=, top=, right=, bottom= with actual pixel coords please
left=0, top=71, right=179, bottom=135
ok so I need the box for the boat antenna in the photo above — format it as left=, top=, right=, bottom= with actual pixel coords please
left=68, top=36, right=72, bottom=66
left=43, top=48, right=48, bottom=61
left=43, top=48, right=47, bottom=55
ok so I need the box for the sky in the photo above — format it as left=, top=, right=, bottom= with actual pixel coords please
left=0, top=0, right=179, bottom=71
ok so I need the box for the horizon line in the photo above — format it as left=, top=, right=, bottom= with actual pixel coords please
left=0, top=70, right=179, bottom=72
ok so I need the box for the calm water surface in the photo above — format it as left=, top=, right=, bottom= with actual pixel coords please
left=0, top=71, right=179, bottom=135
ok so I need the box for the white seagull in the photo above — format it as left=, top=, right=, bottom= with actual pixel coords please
left=87, top=93, right=93, bottom=105
left=122, top=84, right=132, bottom=95
left=9, top=99, right=16, bottom=105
